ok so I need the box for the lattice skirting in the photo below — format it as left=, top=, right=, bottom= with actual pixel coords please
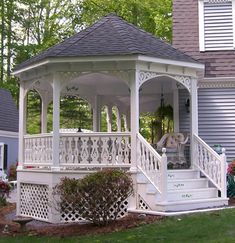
left=19, top=182, right=129, bottom=223
left=20, top=183, right=49, bottom=220
left=138, top=195, right=150, bottom=210
left=61, top=199, right=129, bottom=223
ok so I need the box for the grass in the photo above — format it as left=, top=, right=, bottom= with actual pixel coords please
left=1, top=208, right=235, bottom=243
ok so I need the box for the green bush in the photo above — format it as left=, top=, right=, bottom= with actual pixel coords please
left=53, top=169, right=133, bottom=226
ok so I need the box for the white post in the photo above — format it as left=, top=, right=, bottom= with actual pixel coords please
left=106, top=105, right=112, bottom=132
left=18, top=82, right=27, bottom=170
left=41, top=97, right=49, bottom=133
left=161, top=148, right=168, bottom=202
left=116, top=107, right=121, bottom=132
left=220, top=148, right=227, bottom=199
left=52, top=74, right=61, bottom=171
left=173, top=88, right=179, bottom=132
left=130, top=71, right=139, bottom=172
left=92, top=95, right=101, bottom=132
left=190, top=79, right=198, bottom=168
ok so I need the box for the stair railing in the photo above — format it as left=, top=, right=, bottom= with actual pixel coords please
left=193, top=134, right=227, bottom=198
left=137, top=133, right=167, bottom=201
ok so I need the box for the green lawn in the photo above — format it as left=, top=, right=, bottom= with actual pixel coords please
left=1, top=208, right=235, bottom=243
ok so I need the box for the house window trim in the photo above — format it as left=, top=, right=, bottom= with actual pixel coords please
left=198, top=0, right=235, bottom=52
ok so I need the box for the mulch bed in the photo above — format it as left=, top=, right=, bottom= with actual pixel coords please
left=0, top=203, right=163, bottom=237
left=1, top=200, right=235, bottom=238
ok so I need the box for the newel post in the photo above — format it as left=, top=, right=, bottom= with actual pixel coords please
left=220, top=148, right=227, bottom=199
left=161, top=148, right=168, bottom=202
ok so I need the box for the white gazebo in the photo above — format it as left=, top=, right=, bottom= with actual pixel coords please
left=13, top=14, right=228, bottom=223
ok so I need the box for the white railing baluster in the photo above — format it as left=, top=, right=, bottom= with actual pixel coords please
left=24, top=134, right=53, bottom=167
left=60, top=132, right=131, bottom=168
left=193, top=134, right=227, bottom=198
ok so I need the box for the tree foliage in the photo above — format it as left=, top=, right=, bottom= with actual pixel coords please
left=78, top=0, right=172, bottom=42
left=0, top=0, right=173, bottom=135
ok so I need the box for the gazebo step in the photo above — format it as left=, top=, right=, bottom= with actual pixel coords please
left=155, top=198, right=228, bottom=212
left=168, top=178, right=208, bottom=190
left=167, top=188, right=218, bottom=202
left=167, top=169, right=200, bottom=180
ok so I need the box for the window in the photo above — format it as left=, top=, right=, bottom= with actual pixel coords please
left=199, top=0, right=235, bottom=51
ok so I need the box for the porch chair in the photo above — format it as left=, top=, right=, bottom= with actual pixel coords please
left=156, top=133, right=188, bottom=168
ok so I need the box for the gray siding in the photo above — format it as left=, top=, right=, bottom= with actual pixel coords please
left=198, top=88, right=235, bottom=162
left=0, top=89, right=19, bottom=132
left=0, top=136, right=18, bottom=169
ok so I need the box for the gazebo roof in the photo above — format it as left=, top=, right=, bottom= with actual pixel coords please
left=14, top=13, right=198, bottom=72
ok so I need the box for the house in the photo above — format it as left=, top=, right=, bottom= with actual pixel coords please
left=173, top=0, right=235, bottom=162
left=0, top=88, right=18, bottom=171
left=13, top=13, right=228, bottom=223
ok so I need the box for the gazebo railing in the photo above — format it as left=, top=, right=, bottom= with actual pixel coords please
left=59, top=132, right=131, bottom=167
left=24, top=133, right=53, bottom=166
left=193, top=133, right=227, bottom=198
left=23, top=132, right=131, bottom=169
left=137, top=133, right=167, bottom=201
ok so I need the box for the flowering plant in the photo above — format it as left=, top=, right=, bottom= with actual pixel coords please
left=227, top=160, right=235, bottom=176
left=0, top=180, right=11, bottom=206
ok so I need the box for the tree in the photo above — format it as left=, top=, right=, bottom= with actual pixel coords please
left=77, top=0, right=172, bottom=42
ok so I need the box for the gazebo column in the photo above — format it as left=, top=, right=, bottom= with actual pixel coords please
left=116, top=107, right=122, bottom=132
left=18, top=82, right=27, bottom=170
left=52, top=75, right=61, bottom=171
left=130, top=72, right=139, bottom=172
left=190, top=78, right=198, bottom=168
left=92, top=95, right=101, bottom=132
left=106, top=105, right=112, bottom=132
left=173, top=88, right=179, bottom=132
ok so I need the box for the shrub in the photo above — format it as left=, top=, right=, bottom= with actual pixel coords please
left=8, top=164, right=17, bottom=181
left=227, top=160, right=235, bottom=198
left=53, top=169, right=133, bottom=226
left=0, top=180, right=11, bottom=207
left=227, top=160, right=235, bottom=176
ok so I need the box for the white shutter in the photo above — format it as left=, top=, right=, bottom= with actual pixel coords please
left=203, top=0, right=234, bottom=50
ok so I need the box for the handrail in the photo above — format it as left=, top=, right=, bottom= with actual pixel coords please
left=60, top=132, right=131, bottom=137
left=193, top=133, right=227, bottom=197
left=137, top=133, right=167, bottom=199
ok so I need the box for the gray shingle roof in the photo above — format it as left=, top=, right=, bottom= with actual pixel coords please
left=0, top=89, right=19, bottom=132
left=14, top=13, right=198, bottom=71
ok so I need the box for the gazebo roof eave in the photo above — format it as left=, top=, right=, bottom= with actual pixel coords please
left=12, top=53, right=204, bottom=77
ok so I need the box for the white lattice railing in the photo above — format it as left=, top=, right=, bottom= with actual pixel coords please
left=59, top=132, right=131, bottom=167
left=24, top=134, right=53, bottom=166
left=193, top=134, right=227, bottom=198
left=137, top=133, right=167, bottom=200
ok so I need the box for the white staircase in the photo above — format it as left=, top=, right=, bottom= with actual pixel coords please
left=137, top=169, right=228, bottom=212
